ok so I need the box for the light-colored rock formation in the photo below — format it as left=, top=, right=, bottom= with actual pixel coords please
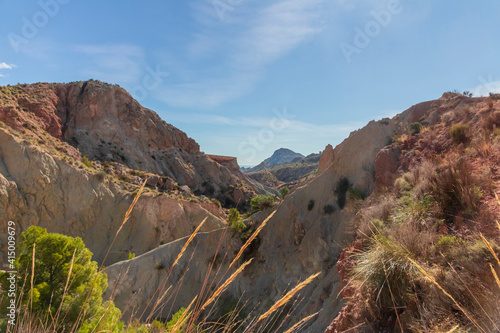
left=374, top=147, right=400, bottom=190
left=0, top=127, right=226, bottom=265
left=2, top=82, right=472, bottom=332
left=317, top=144, right=334, bottom=175
left=0, top=81, right=261, bottom=207
left=104, top=117, right=397, bottom=331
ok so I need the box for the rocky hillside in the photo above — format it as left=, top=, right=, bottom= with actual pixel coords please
left=103, top=92, right=500, bottom=332
left=328, top=92, right=500, bottom=332
left=1, top=86, right=499, bottom=332
left=0, top=81, right=262, bottom=208
left=0, top=80, right=269, bottom=266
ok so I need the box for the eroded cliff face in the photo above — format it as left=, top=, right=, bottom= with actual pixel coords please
left=104, top=94, right=472, bottom=332
left=0, top=81, right=259, bottom=207
left=2, top=80, right=482, bottom=332
left=104, top=116, right=398, bottom=331
left=0, top=126, right=226, bottom=265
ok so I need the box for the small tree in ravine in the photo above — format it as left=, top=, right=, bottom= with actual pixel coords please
left=280, top=187, right=290, bottom=198
left=227, top=208, right=246, bottom=231
left=0, top=226, right=123, bottom=332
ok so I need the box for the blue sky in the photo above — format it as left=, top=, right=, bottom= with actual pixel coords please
left=1, top=1, right=500, bottom=165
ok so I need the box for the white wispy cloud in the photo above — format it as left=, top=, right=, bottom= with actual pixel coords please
left=0, top=63, right=14, bottom=70
left=155, top=0, right=327, bottom=109
left=0, top=62, right=16, bottom=78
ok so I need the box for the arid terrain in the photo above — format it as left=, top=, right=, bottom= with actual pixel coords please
left=0, top=82, right=499, bottom=332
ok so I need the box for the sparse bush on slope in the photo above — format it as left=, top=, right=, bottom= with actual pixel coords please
left=227, top=208, right=246, bottom=231
left=449, top=123, right=470, bottom=144
left=250, top=195, right=275, bottom=212
left=336, top=120, right=500, bottom=332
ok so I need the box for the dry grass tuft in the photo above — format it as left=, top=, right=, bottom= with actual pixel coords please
left=256, top=272, right=321, bottom=324
left=282, top=311, right=319, bottom=333
left=229, top=210, right=276, bottom=269
left=172, top=217, right=207, bottom=269
left=200, top=259, right=253, bottom=312
left=408, top=258, right=486, bottom=333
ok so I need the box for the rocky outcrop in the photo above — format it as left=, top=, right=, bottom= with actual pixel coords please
left=207, top=155, right=240, bottom=173
left=318, top=144, right=334, bottom=175
left=0, top=126, right=226, bottom=266
left=374, top=147, right=400, bottom=190
left=0, top=81, right=260, bottom=207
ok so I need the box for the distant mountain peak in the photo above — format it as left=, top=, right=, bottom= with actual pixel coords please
left=244, top=148, right=305, bottom=173
left=263, top=148, right=304, bottom=165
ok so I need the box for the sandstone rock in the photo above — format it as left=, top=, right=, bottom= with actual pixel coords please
left=105, top=117, right=397, bottom=332
left=0, top=128, right=226, bottom=266
left=0, top=81, right=263, bottom=207
left=374, top=147, right=401, bottom=190
left=318, top=144, right=334, bottom=175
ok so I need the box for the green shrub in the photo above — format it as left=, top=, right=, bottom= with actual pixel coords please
left=348, top=187, right=365, bottom=200
left=335, top=177, right=350, bottom=209
left=279, top=187, right=290, bottom=198
left=96, top=170, right=108, bottom=181
left=211, top=198, right=222, bottom=208
left=307, top=199, right=315, bottom=211
left=250, top=195, right=274, bottom=212
left=352, top=233, right=417, bottom=312
left=128, top=252, right=136, bottom=260
left=228, top=208, right=246, bottom=231
left=449, top=123, right=470, bottom=144
left=323, top=204, right=336, bottom=215
left=489, top=92, right=500, bottom=100
left=436, top=235, right=464, bottom=250
left=0, top=226, right=122, bottom=331
left=82, top=155, right=93, bottom=168
left=166, top=307, right=187, bottom=332
left=409, top=122, right=423, bottom=135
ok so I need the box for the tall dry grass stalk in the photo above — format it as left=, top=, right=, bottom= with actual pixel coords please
left=30, top=243, right=35, bottom=312
left=282, top=311, right=319, bottom=333
left=382, top=261, right=403, bottom=333
left=408, top=258, right=486, bottom=333
left=101, top=179, right=147, bottom=269
left=446, top=262, right=499, bottom=330
left=142, top=217, right=207, bottom=322
left=200, top=259, right=253, bottom=312
left=72, top=179, right=148, bottom=332
left=480, top=233, right=500, bottom=268
left=229, top=210, right=276, bottom=269
left=256, top=272, right=320, bottom=324
left=489, top=264, right=500, bottom=289
left=50, top=248, right=77, bottom=330
left=172, top=217, right=207, bottom=269
left=170, top=296, right=197, bottom=332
